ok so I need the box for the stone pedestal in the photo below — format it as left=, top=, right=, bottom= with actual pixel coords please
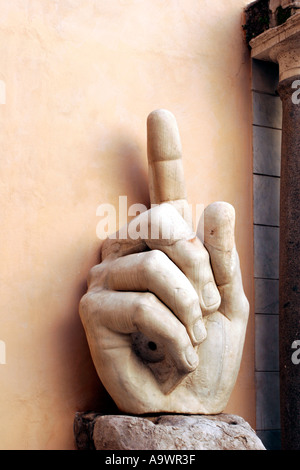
left=74, top=412, right=265, bottom=450
left=250, top=12, right=300, bottom=450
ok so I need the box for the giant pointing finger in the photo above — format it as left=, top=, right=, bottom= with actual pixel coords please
left=147, top=109, right=192, bottom=227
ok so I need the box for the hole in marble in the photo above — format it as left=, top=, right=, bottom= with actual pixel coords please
left=148, top=341, right=157, bottom=351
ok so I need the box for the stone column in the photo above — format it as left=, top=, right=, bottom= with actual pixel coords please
left=277, top=73, right=300, bottom=451
left=250, top=13, right=300, bottom=450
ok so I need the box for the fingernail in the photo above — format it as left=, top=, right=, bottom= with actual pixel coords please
left=193, top=320, right=207, bottom=343
left=185, top=345, right=199, bottom=368
left=202, top=281, right=221, bottom=308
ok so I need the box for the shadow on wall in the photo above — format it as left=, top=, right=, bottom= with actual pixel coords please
left=55, top=275, right=119, bottom=415
left=114, top=136, right=150, bottom=210
left=53, top=132, right=151, bottom=420
left=96, top=130, right=151, bottom=213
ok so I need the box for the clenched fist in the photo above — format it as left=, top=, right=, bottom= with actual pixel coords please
left=79, top=109, right=249, bottom=415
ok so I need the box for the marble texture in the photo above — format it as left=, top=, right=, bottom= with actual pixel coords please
left=79, top=110, right=249, bottom=415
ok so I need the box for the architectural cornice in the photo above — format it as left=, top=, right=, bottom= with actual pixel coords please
left=250, top=13, right=300, bottom=80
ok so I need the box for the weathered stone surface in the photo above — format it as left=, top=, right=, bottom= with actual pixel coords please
left=74, top=412, right=266, bottom=450
left=244, top=0, right=300, bottom=45
left=278, top=76, right=300, bottom=450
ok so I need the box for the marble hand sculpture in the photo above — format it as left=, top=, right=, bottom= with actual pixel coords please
left=79, top=109, right=249, bottom=415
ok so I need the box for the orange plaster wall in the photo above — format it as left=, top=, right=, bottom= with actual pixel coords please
left=0, top=0, right=254, bottom=449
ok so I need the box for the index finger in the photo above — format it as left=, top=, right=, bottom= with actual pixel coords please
left=147, top=109, right=192, bottom=225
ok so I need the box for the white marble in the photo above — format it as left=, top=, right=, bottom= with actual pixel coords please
left=79, top=110, right=249, bottom=415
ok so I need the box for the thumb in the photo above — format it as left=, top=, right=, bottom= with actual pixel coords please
left=199, top=202, right=249, bottom=322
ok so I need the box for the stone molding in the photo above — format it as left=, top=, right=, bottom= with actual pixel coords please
left=250, top=13, right=300, bottom=80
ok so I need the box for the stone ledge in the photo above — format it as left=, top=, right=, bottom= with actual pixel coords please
left=244, top=0, right=300, bottom=45
left=74, top=412, right=266, bottom=451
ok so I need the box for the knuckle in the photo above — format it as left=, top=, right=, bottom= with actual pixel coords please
left=241, top=294, right=250, bottom=318
left=201, top=281, right=221, bottom=309
left=194, top=246, right=210, bottom=266
left=79, top=293, right=107, bottom=334
left=133, top=294, right=188, bottom=344
left=202, top=246, right=210, bottom=263
left=139, top=292, right=157, bottom=309
left=87, top=263, right=106, bottom=287
left=185, top=292, right=200, bottom=313
left=184, top=243, right=210, bottom=271
left=176, top=287, right=199, bottom=311
left=156, top=202, right=175, bottom=220
left=144, top=249, right=167, bottom=273
left=133, top=295, right=154, bottom=325
left=100, top=237, right=115, bottom=260
left=173, top=320, right=187, bottom=338
left=79, top=292, right=93, bottom=320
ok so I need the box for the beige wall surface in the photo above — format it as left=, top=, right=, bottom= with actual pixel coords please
left=0, top=0, right=254, bottom=449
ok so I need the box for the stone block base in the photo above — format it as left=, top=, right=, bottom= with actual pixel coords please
left=74, top=412, right=265, bottom=450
